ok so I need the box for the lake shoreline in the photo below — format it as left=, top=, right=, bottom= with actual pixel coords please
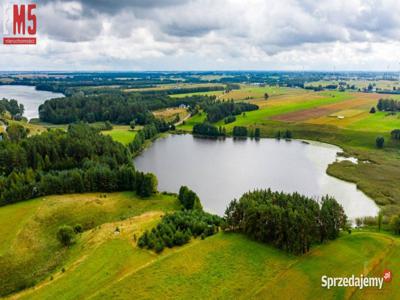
left=135, top=133, right=379, bottom=219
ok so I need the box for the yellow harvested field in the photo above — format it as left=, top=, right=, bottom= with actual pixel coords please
left=153, top=107, right=189, bottom=122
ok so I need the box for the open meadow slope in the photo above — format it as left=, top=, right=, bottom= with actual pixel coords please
left=2, top=192, right=398, bottom=300
left=0, top=192, right=179, bottom=298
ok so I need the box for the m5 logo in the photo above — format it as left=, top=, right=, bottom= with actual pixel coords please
left=2, top=3, right=37, bottom=45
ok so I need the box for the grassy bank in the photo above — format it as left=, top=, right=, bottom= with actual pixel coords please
left=0, top=192, right=179, bottom=297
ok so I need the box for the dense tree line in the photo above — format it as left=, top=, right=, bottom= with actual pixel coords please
left=193, top=122, right=226, bottom=137
left=0, top=98, right=24, bottom=118
left=128, top=119, right=171, bottom=154
left=275, top=130, right=293, bottom=139
left=39, top=92, right=210, bottom=125
left=377, top=98, right=400, bottom=112
left=137, top=210, right=222, bottom=253
left=232, top=126, right=248, bottom=138
left=39, top=93, right=166, bottom=124
left=0, top=124, right=129, bottom=176
left=204, top=100, right=258, bottom=122
left=0, top=124, right=157, bottom=205
left=224, top=189, right=347, bottom=254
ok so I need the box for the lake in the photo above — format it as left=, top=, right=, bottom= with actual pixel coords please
left=0, top=85, right=64, bottom=119
left=134, top=134, right=379, bottom=219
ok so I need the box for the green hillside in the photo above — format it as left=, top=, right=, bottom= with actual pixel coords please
left=2, top=194, right=399, bottom=300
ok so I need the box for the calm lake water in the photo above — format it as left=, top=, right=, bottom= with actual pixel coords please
left=0, top=85, right=64, bottom=119
left=135, top=134, right=379, bottom=219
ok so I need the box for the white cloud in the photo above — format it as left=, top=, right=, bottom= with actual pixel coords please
left=1, top=0, right=400, bottom=70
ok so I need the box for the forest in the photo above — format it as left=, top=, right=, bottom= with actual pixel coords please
left=204, top=100, right=258, bottom=122
left=0, top=98, right=24, bottom=118
left=38, top=91, right=219, bottom=125
left=224, top=189, right=347, bottom=254
left=0, top=124, right=158, bottom=205
left=38, top=92, right=173, bottom=124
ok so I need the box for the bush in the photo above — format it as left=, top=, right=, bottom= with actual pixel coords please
left=154, top=240, right=164, bottom=253
left=376, top=137, right=385, bottom=149
left=73, top=224, right=83, bottom=233
left=391, top=129, right=400, bottom=140
left=136, top=172, right=158, bottom=197
left=369, top=107, right=376, bottom=113
left=224, top=115, right=236, bottom=124
left=104, top=121, right=113, bottom=130
left=178, top=186, right=202, bottom=210
left=57, top=225, right=75, bottom=246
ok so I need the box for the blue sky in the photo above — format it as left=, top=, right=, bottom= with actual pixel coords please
left=1, top=0, right=400, bottom=71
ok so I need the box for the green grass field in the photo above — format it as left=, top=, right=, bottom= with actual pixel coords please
left=0, top=192, right=179, bottom=297
left=346, top=112, right=400, bottom=132
left=4, top=195, right=398, bottom=300
left=101, top=126, right=137, bottom=145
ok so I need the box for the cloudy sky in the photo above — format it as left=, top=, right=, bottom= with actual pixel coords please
left=1, top=0, right=400, bottom=71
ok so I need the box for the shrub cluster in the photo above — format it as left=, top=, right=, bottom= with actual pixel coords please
left=138, top=210, right=222, bottom=253
left=391, top=129, right=400, bottom=140
left=224, top=115, right=236, bottom=124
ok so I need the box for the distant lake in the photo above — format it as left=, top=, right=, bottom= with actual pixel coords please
left=135, top=134, right=379, bottom=219
left=0, top=85, right=64, bottom=119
